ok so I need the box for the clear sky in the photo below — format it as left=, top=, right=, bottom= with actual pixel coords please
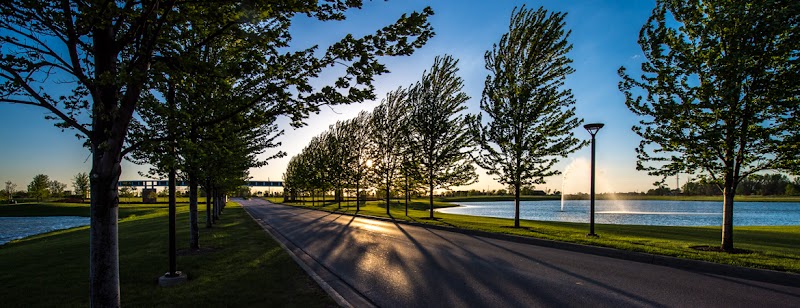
left=0, top=0, right=670, bottom=194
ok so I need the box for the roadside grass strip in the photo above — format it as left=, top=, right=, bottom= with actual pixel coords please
left=0, top=202, right=335, bottom=307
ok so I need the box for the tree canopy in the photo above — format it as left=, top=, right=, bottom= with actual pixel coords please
left=369, top=87, right=410, bottom=214
left=618, top=0, right=800, bottom=250
left=471, top=6, right=585, bottom=227
left=407, top=55, right=477, bottom=218
left=27, top=174, right=50, bottom=201
left=72, top=172, right=89, bottom=200
left=3, top=181, right=16, bottom=201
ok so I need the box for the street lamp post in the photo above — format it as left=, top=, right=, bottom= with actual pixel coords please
left=584, top=123, right=604, bottom=237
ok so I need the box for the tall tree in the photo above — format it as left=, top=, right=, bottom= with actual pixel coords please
left=370, top=88, right=410, bottom=215
left=306, top=134, right=331, bottom=206
left=49, top=180, right=67, bottom=198
left=4, top=181, right=17, bottom=202
left=407, top=55, right=477, bottom=218
left=130, top=60, right=283, bottom=250
left=72, top=172, right=90, bottom=201
left=471, top=6, right=585, bottom=227
left=28, top=174, right=50, bottom=201
left=347, top=111, right=374, bottom=211
left=0, top=2, right=433, bottom=305
left=619, top=0, right=800, bottom=251
left=398, top=152, right=417, bottom=216
left=326, top=122, right=350, bottom=208
left=283, top=156, right=305, bottom=203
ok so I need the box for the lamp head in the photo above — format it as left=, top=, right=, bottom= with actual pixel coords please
left=584, top=123, right=605, bottom=135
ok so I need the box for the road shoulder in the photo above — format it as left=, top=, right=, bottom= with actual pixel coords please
left=240, top=200, right=376, bottom=308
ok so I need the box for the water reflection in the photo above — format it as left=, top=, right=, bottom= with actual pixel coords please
left=436, top=200, right=800, bottom=226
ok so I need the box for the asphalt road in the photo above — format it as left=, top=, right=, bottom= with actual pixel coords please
left=239, top=198, right=800, bottom=308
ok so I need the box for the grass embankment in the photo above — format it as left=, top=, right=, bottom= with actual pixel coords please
left=0, top=202, right=334, bottom=307
left=119, top=197, right=211, bottom=204
left=1, top=197, right=213, bottom=205
left=441, top=194, right=800, bottom=202
left=273, top=197, right=800, bottom=274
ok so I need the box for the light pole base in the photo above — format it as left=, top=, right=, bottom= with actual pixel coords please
left=586, top=233, right=600, bottom=238
left=158, top=271, right=187, bottom=287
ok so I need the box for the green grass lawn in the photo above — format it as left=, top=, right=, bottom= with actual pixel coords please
left=0, top=202, right=335, bottom=307
left=274, top=197, right=800, bottom=274
left=121, top=196, right=210, bottom=204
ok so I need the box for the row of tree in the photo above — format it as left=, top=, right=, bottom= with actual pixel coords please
left=678, top=174, right=800, bottom=196
left=288, top=0, right=800, bottom=255
left=284, top=6, right=585, bottom=228
left=1, top=1, right=435, bottom=305
left=284, top=54, right=478, bottom=218
left=2, top=173, right=90, bottom=202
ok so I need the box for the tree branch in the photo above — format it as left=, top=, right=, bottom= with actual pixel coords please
left=60, top=0, right=92, bottom=89
left=121, top=135, right=169, bottom=158
left=0, top=64, right=90, bottom=137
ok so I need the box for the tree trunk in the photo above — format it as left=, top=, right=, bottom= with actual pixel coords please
left=213, top=189, right=219, bottom=222
left=429, top=174, right=434, bottom=219
left=337, top=182, right=342, bottom=209
left=168, top=164, right=177, bottom=275
left=721, top=177, right=735, bottom=251
left=514, top=182, right=521, bottom=227
left=89, top=20, right=146, bottom=305
left=205, top=180, right=212, bottom=228
left=89, top=163, right=120, bottom=307
left=405, top=173, right=409, bottom=217
left=386, top=180, right=391, bottom=216
left=210, top=189, right=215, bottom=224
left=215, top=193, right=222, bottom=218
left=188, top=172, right=199, bottom=250
left=356, top=180, right=360, bottom=212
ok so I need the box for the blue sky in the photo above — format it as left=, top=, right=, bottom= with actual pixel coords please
left=1, top=0, right=667, bottom=194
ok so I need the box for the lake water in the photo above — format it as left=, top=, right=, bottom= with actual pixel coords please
left=0, top=216, right=90, bottom=245
left=436, top=200, right=800, bottom=226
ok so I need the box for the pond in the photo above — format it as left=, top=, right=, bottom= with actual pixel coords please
left=435, top=200, right=800, bottom=226
left=0, top=216, right=90, bottom=245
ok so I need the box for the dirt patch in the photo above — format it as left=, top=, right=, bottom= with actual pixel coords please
left=689, top=245, right=754, bottom=254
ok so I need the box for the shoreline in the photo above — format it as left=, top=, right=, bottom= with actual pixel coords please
left=441, top=195, right=800, bottom=203
left=0, top=216, right=89, bottom=246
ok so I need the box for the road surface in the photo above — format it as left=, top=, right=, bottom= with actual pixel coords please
left=239, top=198, right=800, bottom=307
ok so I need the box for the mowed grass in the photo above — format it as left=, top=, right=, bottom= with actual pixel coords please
left=0, top=202, right=335, bottom=307
left=0, top=202, right=163, bottom=217
left=274, top=197, right=800, bottom=274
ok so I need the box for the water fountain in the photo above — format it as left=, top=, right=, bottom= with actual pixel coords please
left=559, top=157, right=624, bottom=212
left=560, top=158, right=589, bottom=211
